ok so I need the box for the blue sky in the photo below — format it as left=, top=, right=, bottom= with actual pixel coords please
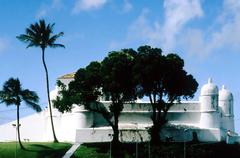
left=1, top=0, right=240, bottom=132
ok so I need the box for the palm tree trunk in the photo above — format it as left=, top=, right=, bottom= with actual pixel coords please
left=41, top=47, right=58, bottom=143
left=17, top=104, right=24, bottom=149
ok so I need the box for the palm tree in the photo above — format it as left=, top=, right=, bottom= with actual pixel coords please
left=0, top=78, right=41, bottom=149
left=17, top=19, right=64, bottom=142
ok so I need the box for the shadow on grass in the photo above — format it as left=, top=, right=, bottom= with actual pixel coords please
left=20, top=143, right=70, bottom=158
left=28, top=144, right=53, bottom=150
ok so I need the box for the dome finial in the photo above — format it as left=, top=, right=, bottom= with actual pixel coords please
left=201, top=78, right=218, bottom=96
left=222, top=85, right=226, bottom=90
left=208, top=78, right=212, bottom=84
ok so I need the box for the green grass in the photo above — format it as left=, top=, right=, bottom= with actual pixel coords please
left=0, top=142, right=71, bottom=158
left=71, top=143, right=109, bottom=158
left=71, top=142, right=149, bottom=158
left=0, top=141, right=239, bottom=158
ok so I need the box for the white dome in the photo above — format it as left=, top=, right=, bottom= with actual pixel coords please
left=219, top=85, right=233, bottom=101
left=200, top=78, right=218, bottom=96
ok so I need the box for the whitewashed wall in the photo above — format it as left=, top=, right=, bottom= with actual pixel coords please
left=0, top=112, right=46, bottom=142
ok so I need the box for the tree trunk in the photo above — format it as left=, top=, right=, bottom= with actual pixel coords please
left=41, top=47, right=58, bottom=143
left=112, top=126, right=120, bottom=145
left=150, top=101, right=169, bottom=145
left=112, top=113, right=121, bottom=158
left=150, top=103, right=161, bottom=145
left=17, top=104, right=24, bottom=149
left=150, top=123, right=161, bottom=145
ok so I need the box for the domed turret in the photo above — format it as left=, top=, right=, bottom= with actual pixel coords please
left=201, top=78, right=218, bottom=96
left=219, top=85, right=234, bottom=131
left=199, top=78, right=220, bottom=128
left=219, top=85, right=233, bottom=106
left=200, top=78, right=219, bottom=111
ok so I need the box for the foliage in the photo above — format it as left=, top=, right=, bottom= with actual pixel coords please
left=133, top=45, right=198, bottom=144
left=54, top=45, right=198, bottom=153
left=17, top=19, right=65, bottom=143
left=0, top=78, right=41, bottom=149
left=53, top=61, right=104, bottom=112
left=16, top=19, right=64, bottom=49
left=53, top=50, right=137, bottom=157
left=0, top=78, right=41, bottom=111
left=101, top=51, right=137, bottom=105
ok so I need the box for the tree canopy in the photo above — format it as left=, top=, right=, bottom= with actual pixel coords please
left=17, top=19, right=64, bottom=49
left=133, top=45, right=198, bottom=144
left=0, top=78, right=41, bottom=149
left=54, top=45, right=198, bottom=151
left=53, top=50, right=137, bottom=157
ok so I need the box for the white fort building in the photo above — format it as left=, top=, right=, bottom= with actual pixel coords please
left=0, top=74, right=239, bottom=144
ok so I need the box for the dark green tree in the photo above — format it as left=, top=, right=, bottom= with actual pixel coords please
left=53, top=61, right=104, bottom=114
left=101, top=51, right=137, bottom=147
left=0, top=78, right=41, bottom=149
left=53, top=50, right=137, bottom=157
left=17, top=19, right=64, bottom=142
left=134, top=45, right=198, bottom=145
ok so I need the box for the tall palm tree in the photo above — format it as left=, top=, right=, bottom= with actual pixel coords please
left=17, top=19, right=64, bottom=142
left=0, top=78, right=41, bottom=149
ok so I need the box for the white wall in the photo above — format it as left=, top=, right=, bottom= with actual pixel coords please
left=74, top=126, right=224, bottom=143
left=75, top=127, right=113, bottom=142
left=0, top=111, right=46, bottom=142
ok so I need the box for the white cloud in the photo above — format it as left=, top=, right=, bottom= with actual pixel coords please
left=72, top=0, right=107, bottom=14
left=35, top=0, right=63, bottom=19
left=127, top=9, right=156, bottom=42
left=0, top=38, right=8, bottom=53
left=181, top=0, right=240, bottom=57
left=211, top=0, right=240, bottom=48
left=52, top=0, right=62, bottom=9
left=36, top=9, right=47, bottom=19
left=111, top=0, right=240, bottom=59
left=180, top=29, right=210, bottom=58
left=108, top=9, right=157, bottom=50
left=111, top=0, right=203, bottom=51
left=162, top=0, right=203, bottom=49
left=122, top=0, right=133, bottom=13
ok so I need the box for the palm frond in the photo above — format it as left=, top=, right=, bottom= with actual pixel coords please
left=27, top=43, right=38, bottom=48
left=47, top=23, right=55, bottom=34
left=49, top=43, right=65, bottom=48
left=24, top=100, right=42, bottom=112
left=0, top=78, right=22, bottom=106
left=0, top=78, right=41, bottom=112
left=39, top=20, right=46, bottom=32
left=48, top=32, right=64, bottom=44
left=21, top=89, right=39, bottom=103
left=16, top=34, right=33, bottom=43
left=0, top=91, right=17, bottom=106
left=17, top=19, right=64, bottom=50
left=30, top=23, right=40, bottom=35
left=26, top=28, right=37, bottom=37
left=3, top=78, right=21, bottom=93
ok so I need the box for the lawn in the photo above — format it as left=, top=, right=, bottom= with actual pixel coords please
left=71, top=143, right=109, bottom=158
left=71, top=142, right=152, bottom=158
left=0, top=142, right=71, bottom=158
